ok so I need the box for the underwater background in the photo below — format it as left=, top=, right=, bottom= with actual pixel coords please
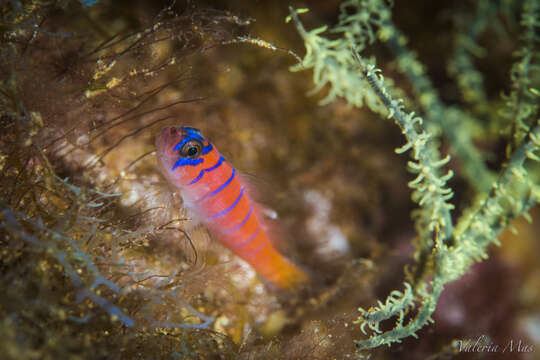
left=1, top=0, right=539, bottom=359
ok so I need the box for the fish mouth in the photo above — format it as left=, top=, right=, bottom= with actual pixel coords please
left=156, top=127, right=185, bottom=176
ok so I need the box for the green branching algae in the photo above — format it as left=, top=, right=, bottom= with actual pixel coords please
left=288, top=0, right=539, bottom=351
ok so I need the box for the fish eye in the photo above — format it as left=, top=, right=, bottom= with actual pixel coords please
left=180, top=140, right=203, bottom=158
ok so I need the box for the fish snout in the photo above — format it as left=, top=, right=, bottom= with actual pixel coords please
left=157, top=127, right=183, bottom=153
left=160, top=126, right=179, bottom=141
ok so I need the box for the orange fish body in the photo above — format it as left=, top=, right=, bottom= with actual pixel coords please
left=156, top=126, right=308, bottom=289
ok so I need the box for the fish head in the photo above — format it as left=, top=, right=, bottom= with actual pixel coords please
left=156, top=126, right=213, bottom=188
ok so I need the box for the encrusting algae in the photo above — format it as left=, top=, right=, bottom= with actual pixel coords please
left=1, top=0, right=539, bottom=359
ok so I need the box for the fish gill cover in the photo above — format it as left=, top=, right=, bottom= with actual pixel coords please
left=0, top=0, right=539, bottom=359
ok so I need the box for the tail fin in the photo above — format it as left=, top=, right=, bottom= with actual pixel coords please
left=260, top=254, right=309, bottom=290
